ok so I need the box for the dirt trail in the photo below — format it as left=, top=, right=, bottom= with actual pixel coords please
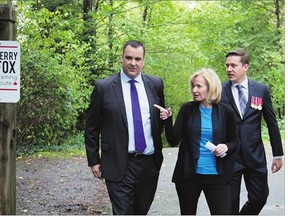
left=16, top=157, right=110, bottom=215
left=16, top=147, right=285, bottom=215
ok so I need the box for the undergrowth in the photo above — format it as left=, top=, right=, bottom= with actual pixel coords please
left=16, top=119, right=285, bottom=159
left=16, top=133, right=86, bottom=159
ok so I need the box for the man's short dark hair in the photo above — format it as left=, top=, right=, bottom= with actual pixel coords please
left=123, top=40, right=146, bottom=57
left=226, top=49, right=249, bottom=65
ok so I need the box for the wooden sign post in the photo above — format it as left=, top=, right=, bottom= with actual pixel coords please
left=0, top=4, right=17, bottom=215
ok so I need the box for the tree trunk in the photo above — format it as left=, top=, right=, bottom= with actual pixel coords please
left=83, top=0, right=94, bottom=20
left=0, top=5, right=17, bottom=215
left=82, top=0, right=98, bottom=76
left=274, top=0, right=280, bottom=31
left=108, top=0, right=113, bottom=70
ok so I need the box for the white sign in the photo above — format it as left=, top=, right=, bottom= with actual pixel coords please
left=0, top=41, right=20, bottom=103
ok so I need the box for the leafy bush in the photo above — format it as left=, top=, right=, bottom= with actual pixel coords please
left=17, top=5, right=91, bottom=145
left=16, top=133, right=85, bottom=157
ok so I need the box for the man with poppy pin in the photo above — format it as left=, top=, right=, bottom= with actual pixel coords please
left=221, top=49, right=284, bottom=215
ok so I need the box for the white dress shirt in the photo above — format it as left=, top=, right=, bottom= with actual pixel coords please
left=120, top=70, right=154, bottom=155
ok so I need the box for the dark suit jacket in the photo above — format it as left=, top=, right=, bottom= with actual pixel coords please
left=164, top=101, right=238, bottom=183
left=221, top=79, right=283, bottom=169
left=85, top=72, right=165, bottom=182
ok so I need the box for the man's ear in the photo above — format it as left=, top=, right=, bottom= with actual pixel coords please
left=244, top=64, right=249, bottom=72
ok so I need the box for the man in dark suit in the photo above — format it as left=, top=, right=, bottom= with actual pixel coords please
left=221, top=50, right=284, bottom=215
left=85, top=40, right=165, bottom=215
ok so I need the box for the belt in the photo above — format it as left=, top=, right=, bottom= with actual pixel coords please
left=128, top=153, right=154, bottom=158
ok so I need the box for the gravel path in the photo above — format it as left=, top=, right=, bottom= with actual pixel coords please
left=16, top=146, right=285, bottom=215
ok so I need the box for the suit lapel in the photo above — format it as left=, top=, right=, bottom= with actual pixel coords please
left=142, top=74, right=157, bottom=124
left=241, top=79, right=256, bottom=119
left=245, top=79, right=256, bottom=117
left=111, top=73, right=158, bottom=129
left=224, top=81, right=241, bottom=117
left=112, top=73, right=128, bottom=128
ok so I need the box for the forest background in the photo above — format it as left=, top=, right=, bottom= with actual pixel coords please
left=2, top=0, right=284, bottom=156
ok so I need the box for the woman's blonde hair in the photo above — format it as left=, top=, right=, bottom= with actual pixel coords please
left=189, top=68, right=222, bottom=104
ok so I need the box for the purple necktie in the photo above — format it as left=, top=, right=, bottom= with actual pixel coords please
left=129, top=79, right=147, bottom=153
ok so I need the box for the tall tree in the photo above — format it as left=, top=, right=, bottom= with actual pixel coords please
left=107, top=0, right=114, bottom=69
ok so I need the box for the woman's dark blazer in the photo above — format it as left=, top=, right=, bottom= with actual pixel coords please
left=164, top=101, right=238, bottom=183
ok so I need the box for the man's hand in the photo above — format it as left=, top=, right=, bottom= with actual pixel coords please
left=154, top=104, right=172, bottom=120
left=271, top=158, right=283, bottom=173
left=91, top=164, right=102, bottom=178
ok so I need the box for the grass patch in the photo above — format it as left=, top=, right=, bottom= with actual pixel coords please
left=16, top=133, right=86, bottom=159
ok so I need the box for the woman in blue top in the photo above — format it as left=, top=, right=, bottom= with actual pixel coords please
left=155, top=68, right=238, bottom=215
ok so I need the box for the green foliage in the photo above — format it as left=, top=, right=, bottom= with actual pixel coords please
left=261, top=118, right=285, bottom=143
left=11, top=0, right=284, bottom=148
left=16, top=133, right=85, bottom=157
left=16, top=2, right=91, bottom=145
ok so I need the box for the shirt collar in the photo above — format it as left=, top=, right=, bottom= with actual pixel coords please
left=232, top=76, right=248, bottom=89
left=120, top=69, right=143, bottom=83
